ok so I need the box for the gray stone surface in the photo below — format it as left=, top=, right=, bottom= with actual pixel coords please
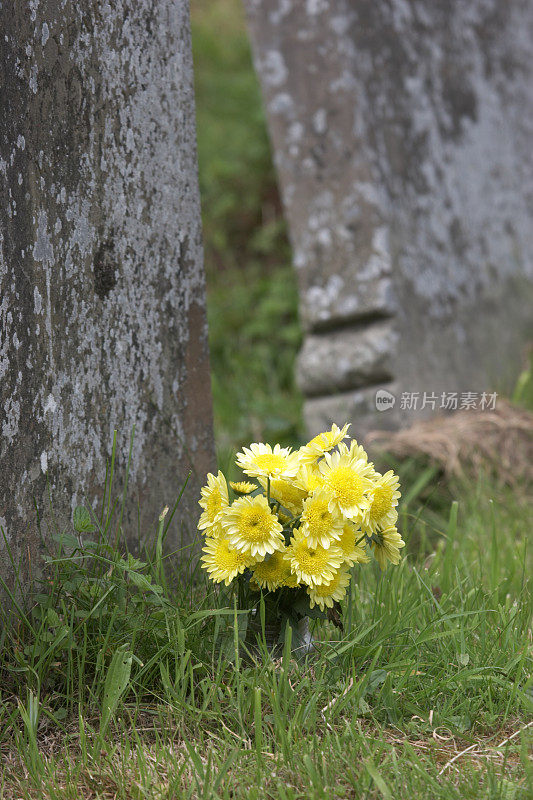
left=297, top=322, right=397, bottom=397
left=305, top=384, right=401, bottom=441
left=245, top=0, right=533, bottom=438
left=0, top=1, right=215, bottom=592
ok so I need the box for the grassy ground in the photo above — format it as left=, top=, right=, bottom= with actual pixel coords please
left=1, top=4, right=531, bottom=797
left=1, top=466, right=531, bottom=799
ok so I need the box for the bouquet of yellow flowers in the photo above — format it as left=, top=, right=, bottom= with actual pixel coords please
left=198, top=423, right=404, bottom=640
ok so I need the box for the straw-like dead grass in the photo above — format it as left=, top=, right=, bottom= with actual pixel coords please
left=367, top=400, right=533, bottom=485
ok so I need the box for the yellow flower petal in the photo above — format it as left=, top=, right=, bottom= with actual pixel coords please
left=230, top=480, right=257, bottom=495
left=371, top=526, right=405, bottom=570
left=285, top=529, right=344, bottom=587
left=300, top=487, right=344, bottom=549
left=221, top=494, right=284, bottom=559
left=319, top=451, right=375, bottom=520
left=201, top=537, right=256, bottom=585
left=258, top=475, right=307, bottom=514
left=299, top=423, right=351, bottom=464
left=236, top=442, right=301, bottom=479
left=251, top=550, right=297, bottom=591
left=361, top=470, right=401, bottom=533
left=198, top=471, right=229, bottom=532
left=307, top=565, right=351, bottom=610
left=338, top=522, right=370, bottom=566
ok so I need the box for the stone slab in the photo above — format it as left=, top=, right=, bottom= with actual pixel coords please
left=0, top=1, right=215, bottom=593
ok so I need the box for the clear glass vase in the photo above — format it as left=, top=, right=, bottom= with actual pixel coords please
left=244, top=612, right=315, bottom=661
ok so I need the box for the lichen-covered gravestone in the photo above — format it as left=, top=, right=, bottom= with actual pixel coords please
left=0, top=1, right=215, bottom=591
left=246, top=0, right=533, bottom=435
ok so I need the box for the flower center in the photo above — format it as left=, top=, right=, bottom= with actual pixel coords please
left=254, top=552, right=284, bottom=579
left=240, top=506, right=273, bottom=540
left=217, top=539, right=248, bottom=569
left=327, top=466, right=365, bottom=506
left=306, top=499, right=332, bottom=534
left=371, top=486, right=394, bottom=519
left=253, top=453, right=287, bottom=473
left=295, top=542, right=326, bottom=574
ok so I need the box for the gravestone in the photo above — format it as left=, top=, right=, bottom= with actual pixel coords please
left=245, top=0, right=533, bottom=435
left=0, top=1, right=215, bottom=592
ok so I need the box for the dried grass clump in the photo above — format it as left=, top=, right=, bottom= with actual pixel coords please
left=366, top=400, right=533, bottom=486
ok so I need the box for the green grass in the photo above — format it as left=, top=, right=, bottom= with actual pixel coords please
left=191, top=0, right=302, bottom=457
left=1, top=462, right=531, bottom=799
left=191, top=0, right=289, bottom=276
left=207, top=264, right=303, bottom=464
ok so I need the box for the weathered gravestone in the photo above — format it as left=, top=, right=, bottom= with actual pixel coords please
left=0, top=1, right=215, bottom=592
left=246, top=0, right=533, bottom=435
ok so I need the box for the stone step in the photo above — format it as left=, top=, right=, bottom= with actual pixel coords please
left=296, top=321, right=397, bottom=397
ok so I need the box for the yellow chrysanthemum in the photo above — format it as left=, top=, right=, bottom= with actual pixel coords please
left=230, top=480, right=256, bottom=495
left=201, top=537, right=256, bottom=585
left=300, top=487, right=344, bottom=549
left=361, top=471, right=401, bottom=533
left=251, top=550, right=298, bottom=591
left=338, top=439, right=369, bottom=464
left=198, top=471, right=229, bottom=532
left=284, top=529, right=344, bottom=587
left=221, top=494, right=284, bottom=558
left=319, top=451, right=375, bottom=520
left=293, top=464, right=324, bottom=495
left=338, top=522, right=370, bottom=566
left=307, top=565, right=351, bottom=610
left=299, top=423, right=351, bottom=464
left=204, top=521, right=224, bottom=539
left=371, top=526, right=405, bottom=570
left=258, top=476, right=307, bottom=514
left=236, top=442, right=300, bottom=480
left=284, top=571, right=300, bottom=588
